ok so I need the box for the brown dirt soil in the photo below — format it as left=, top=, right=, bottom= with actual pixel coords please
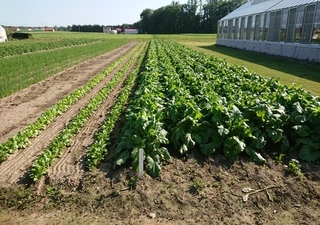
left=0, top=41, right=320, bottom=225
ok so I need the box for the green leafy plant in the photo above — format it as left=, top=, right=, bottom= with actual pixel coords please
left=113, top=39, right=320, bottom=177
left=287, top=159, right=302, bottom=176
left=189, top=178, right=205, bottom=195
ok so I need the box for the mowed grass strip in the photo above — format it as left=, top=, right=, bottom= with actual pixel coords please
left=0, top=39, right=128, bottom=99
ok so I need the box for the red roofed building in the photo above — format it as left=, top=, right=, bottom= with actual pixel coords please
left=116, top=28, right=122, bottom=34
left=43, top=27, right=55, bottom=32
left=10, top=28, right=20, bottom=32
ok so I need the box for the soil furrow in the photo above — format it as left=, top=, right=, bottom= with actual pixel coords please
left=0, top=42, right=138, bottom=187
left=0, top=41, right=137, bottom=143
left=47, top=91, right=119, bottom=187
left=47, top=48, right=143, bottom=187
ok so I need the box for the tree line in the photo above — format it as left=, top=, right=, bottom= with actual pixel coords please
left=137, top=0, right=246, bottom=34
left=70, top=24, right=138, bottom=33
left=69, top=0, right=246, bottom=34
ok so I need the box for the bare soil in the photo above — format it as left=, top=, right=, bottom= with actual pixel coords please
left=0, top=42, right=320, bottom=225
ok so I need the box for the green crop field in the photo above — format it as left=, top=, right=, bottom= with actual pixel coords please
left=1, top=32, right=319, bottom=98
left=113, top=39, right=320, bottom=176
left=0, top=34, right=137, bottom=98
left=177, top=34, right=320, bottom=97
left=1, top=32, right=320, bottom=224
left=1, top=32, right=320, bottom=167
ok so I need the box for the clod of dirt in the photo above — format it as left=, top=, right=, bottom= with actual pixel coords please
left=149, top=212, right=156, bottom=219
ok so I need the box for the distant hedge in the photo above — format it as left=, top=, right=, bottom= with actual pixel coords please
left=10, top=33, right=33, bottom=40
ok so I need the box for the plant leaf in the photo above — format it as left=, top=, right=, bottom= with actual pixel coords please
left=245, top=147, right=266, bottom=164
left=115, top=150, right=130, bottom=166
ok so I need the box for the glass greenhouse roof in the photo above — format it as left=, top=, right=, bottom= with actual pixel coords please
left=271, top=0, right=319, bottom=10
left=220, top=0, right=320, bottom=21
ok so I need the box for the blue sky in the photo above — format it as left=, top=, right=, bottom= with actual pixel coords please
left=1, top=0, right=189, bottom=27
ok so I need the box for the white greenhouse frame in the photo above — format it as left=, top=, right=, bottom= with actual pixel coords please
left=0, top=26, right=8, bottom=43
left=217, top=0, right=320, bottom=62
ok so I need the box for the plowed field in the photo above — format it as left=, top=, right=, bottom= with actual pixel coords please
left=0, top=41, right=320, bottom=225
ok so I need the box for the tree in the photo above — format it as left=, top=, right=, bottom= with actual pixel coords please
left=137, top=0, right=247, bottom=34
left=179, top=3, right=201, bottom=33
left=140, top=8, right=153, bottom=34
left=202, top=0, right=246, bottom=33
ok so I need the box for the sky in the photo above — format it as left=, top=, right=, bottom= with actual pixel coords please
left=0, top=0, right=189, bottom=27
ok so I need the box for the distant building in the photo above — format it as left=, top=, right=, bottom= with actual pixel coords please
left=43, top=27, right=55, bottom=32
left=217, top=0, right=320, bottom=62
left=124, top=28, right=138, bottom=34
left=10, top=27, right=20, bottom=32
left=103, top=26, right=111, bottom=33
left=103, top=26, right=117, bottom=34
left=0, top=25, right=8, bottom=42
left=116, top=28, right=122, bottom=34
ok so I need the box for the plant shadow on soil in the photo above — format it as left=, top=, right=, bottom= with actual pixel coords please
left=16, top=165, right=35, bottom=188
left=2, top=136, right=320, bottom=224
left=199, top=44, right=320, bottom=84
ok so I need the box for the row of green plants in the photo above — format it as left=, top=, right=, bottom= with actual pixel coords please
left=86, top=42, right=147, bottom=170
left=0, top=39, right=127, bottom=98
left=0, top=42, right=140, bottom=162
left=114, top=40, right=170, bottom=176
left=114, top=39, right=320, bottom=177
left=29, top=42, right=146, bottom=181
left=0, top=39, right=100, bottom=57
left=166, top=40, right=320, bottom=163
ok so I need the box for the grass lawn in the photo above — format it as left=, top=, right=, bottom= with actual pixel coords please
left=176, top=34, right=320, bottom=97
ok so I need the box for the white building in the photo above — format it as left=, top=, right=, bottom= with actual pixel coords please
left=217, top=0, right=320, bottom=62
left=103, top=26, right=111, bottom=33
left=0, top=25, right=8, bottom=43
left=103, top=26, right=117, bottom=34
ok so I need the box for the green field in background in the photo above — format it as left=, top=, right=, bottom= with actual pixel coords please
left=0, top=32, right=319, bottom=99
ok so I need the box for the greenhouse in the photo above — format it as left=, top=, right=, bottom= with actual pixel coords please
left=216, top=0, right=320, bottom=62
left=0, top=25, right=8, bottom=43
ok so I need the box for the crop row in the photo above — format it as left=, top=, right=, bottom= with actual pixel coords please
left=114, top=40, right=170, bottom=176
left=0, top=42, right=141, bottom=162
left=0, top=39, right=100, bottom=57
left=165, top=40, right=320, bottom=162
left=86, top=42, right=147, bottom=170
left=114, top=39, right=320, bottom=176
left=29, top=42, right=147, bottom=181
left=0, top=39, right=126, bottom=98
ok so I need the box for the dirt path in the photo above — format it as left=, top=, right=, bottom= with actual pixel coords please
left=0, top=41, right=137, bottom=143
left=0, top=41, right=139, bottom=187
